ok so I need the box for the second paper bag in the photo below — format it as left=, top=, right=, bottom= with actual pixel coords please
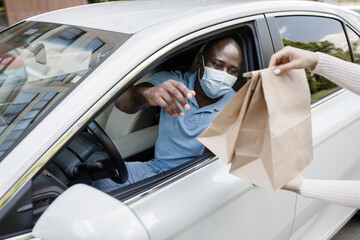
left=197, top=68, right=313, bottom=191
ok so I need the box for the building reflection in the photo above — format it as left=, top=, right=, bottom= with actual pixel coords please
left=0, top=21, right=127, bottom=157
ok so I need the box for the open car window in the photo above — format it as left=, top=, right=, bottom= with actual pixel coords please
left=92, top=25, right=261, bottom=198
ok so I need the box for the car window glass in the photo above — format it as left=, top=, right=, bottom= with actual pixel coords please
left=0, top=22, right=130, bottom=160
left=346, top=26, right=360, bottom=64
left=93, top=27, right=259, bottom=196
left=275, top=16, right=351, bottom=103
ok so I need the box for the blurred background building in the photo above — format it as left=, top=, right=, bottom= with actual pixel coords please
left=4, top=0, right=88, bottom=26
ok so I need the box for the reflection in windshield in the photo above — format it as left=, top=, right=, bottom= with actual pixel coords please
left=0, top=22, right=130, bottom=159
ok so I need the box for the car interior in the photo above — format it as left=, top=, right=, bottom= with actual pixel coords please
left=0, top=25, right=261, bottom=238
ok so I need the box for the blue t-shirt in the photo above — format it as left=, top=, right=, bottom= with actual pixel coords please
left=146, top=70, right=236, bottom=171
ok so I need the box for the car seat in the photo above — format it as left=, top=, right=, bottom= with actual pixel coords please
left=96, top=70, right=159, bottom=159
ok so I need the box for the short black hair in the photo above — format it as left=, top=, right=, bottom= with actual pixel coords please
left=202, top=35, right=242, bottom=61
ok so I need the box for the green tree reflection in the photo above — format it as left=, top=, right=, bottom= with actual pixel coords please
left=283, top=39, right=352, bottom=102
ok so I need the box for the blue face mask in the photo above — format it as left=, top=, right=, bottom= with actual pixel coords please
left=198, top=55, right=237, bottom=99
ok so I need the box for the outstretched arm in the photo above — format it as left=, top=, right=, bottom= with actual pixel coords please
left=269, top=46, right=360, bottom=95
left=115, top=82, right=153, bottom=114
left=115, top=80, right=195, bottom=117
left=283, top=175, right=360, bottom=209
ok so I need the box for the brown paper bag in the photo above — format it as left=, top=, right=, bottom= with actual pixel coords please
left=197, top=67, right=312, bottom=191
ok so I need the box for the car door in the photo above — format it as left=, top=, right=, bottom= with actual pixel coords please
left=266, top=12, right=360, bottom=239
left=122, top=15, right=297, bottom=240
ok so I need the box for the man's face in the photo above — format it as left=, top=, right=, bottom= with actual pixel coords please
left=198, top=38, right=242, bottom=79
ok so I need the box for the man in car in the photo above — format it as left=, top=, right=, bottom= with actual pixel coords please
left=93, top=36, right=242, bottom=192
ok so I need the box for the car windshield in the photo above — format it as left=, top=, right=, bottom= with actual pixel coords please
left=0, top=21, right=130, bottom=160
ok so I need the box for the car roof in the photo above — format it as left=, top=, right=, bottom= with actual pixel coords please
left=27, top=0, right=358, bottom=34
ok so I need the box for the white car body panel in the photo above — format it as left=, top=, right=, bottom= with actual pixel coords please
left=291, top=90, right=360, bottom=239
left=129, top=160, right=296, bottom=239
left=26, top=1, right=359, bottom=34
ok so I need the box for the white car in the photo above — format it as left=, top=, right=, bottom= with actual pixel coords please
left=0, top=1, right=360, bottom=239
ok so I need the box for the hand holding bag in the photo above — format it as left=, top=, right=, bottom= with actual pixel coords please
left=197, top=67, right=312, bottom=191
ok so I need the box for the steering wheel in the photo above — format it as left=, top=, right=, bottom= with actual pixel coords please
left=88, top=121, right=128, bottom=184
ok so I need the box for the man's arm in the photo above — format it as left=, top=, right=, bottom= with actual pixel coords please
left=115, top=82, right=153, bottom=114
left=115, top=80, right=196, bottom=117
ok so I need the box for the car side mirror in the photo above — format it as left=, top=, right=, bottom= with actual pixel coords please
left=32, top=184, right=149, bottom=240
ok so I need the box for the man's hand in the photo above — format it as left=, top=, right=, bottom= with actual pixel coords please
left=143, top=80, right=196, bottom=117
